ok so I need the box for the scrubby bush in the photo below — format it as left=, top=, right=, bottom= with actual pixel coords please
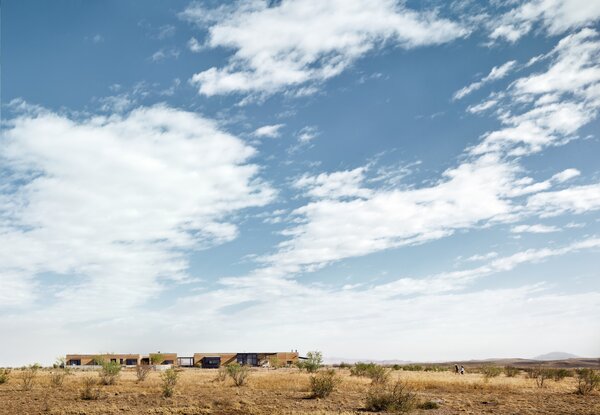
left=336, top=362, right=352, bottom=369
left=226, top=363, right=250, bottom=386
left=21, top=363, right=41, bottom=391
left=214, top=366, right=228, bottom=382
left=365, top=380, right=416, bottom=413
left=160, top=368, right=180, bottom=397
left=49, top=369, right=70, bottom=388
left=552, top=368, right=572, bottom=381
left=150, top=354, right=164, bottom=365
left=401, top=365, right=422, bottom=372
left=575, top=369, right=600, bottom=395
left=302, top=351, right=323, bottom=373
left=481, top=366, right=502, bottom=380
left=504, top=366, right=520, bottom=377
left=350, top=363, right=390, bottom=384
left=99, top=360, right=121, bottom=385
left=529, top=367, right=552, bottom=388
left=0, top=369, right=11, bottom=384
left=80, top=376, right=100, bottom=400
left=135, top=364, right=151, bottom=382
left=310, top=369, right=339, bottom=398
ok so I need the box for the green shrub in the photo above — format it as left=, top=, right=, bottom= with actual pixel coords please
left=303, top=351, right=323, bottom=373
left=337, top=362, right=352, bottom=369
left=504, top=366, right=520, bottom=377
left=350, top=363, right=390, bottom=384
left=575, top=369, right=600, bottom=395
left=351, top=362, right=377, bottom=377
left=551, top=368, right=572, bottom=381
left=365, top=381, right=416, bottom=413
left=226, top=363, right=250, bottom=386
left=0, top=369, right=10, bottom=384
left=530, top=367, right=552, bottom=388
left=160, top=368, right=180, bottom=397
left=80, top=376, right=100, bottom=400
left=310, top=369, right=339, bottom=398
left=99, top=361, right=121, bottom=385
left=21, top=363, right=41, bottom=391
left=49, top=369, right=70, bottom=388
left=481, top=366, right=502, bottom=380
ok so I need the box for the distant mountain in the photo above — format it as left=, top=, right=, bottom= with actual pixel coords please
left=534, top=352, right=579, bottom=361
left=324, top=356, right=411, bottom=365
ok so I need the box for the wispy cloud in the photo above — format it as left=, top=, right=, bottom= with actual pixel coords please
left=253, top=124, right=285, bottom=138
left=453, top=60, right=517, bottom=100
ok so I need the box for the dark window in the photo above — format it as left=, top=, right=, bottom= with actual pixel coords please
left=70, top=359, right=81, bottom=366
left=125, top=359, right=137, bottom=365
left=164, top=360, right=174, bottom=364
left=110, top=359, right=117, bottom=363
left=237, top=353, right=258, bottom=366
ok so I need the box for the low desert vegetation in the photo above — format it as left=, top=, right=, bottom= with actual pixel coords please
left=0, top=368, right=11, bottom=384
left=504, top=366, right=520, bottom=377
left=529, top=367, right=553, bottom=388
left=297, top=351, right=323, bottom=373
left=21, top=363, right=41, bottom=391
left=350, top=362, right=390, bottom=384
left=99, top=360, right=121, bottom=385
left=482, top=366, right=503, bottom=380
left=309, top=369, right=339, bottom=398
left=135, top=364, right=151, bottom=382
left=160, top=367, right=180, bottom=398
left=213, top=366, right=228, bottom=382
left=226, top=363, right=250, bottom=386
left=80, top=376, right=100, bottom=400
left=575, top=368, right=600, bottom=395
left=365, top=380, right=416, bottom=413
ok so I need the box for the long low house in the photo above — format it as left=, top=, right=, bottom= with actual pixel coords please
left=66, top=351, right=299, bottom=368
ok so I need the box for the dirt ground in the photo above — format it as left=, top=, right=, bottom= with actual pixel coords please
left=1, top=367, right=599, bottom=415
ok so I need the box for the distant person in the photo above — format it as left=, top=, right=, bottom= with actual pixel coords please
left=454, top=364, right=459, bottom=374
left=460, top=365, right=465, bottom=375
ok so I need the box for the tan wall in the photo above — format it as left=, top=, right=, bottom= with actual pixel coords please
left=193, top=352, right=299, bottom=367
left=66, top=354, right=140, bottom=366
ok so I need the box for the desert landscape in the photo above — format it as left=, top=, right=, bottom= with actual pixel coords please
left=1, top=360, right=599, bottom=414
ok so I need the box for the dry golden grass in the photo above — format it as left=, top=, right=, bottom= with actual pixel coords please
left=0, top=367, right=598, bottom=414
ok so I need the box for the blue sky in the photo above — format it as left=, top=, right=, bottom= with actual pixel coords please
left=1, top=0, right=600, bottom=366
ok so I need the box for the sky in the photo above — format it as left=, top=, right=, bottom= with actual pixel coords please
left=1, top=0, right=600, bottom=366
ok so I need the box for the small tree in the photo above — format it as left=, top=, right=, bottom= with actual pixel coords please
left=530, top=367, right=552, bottom=388
left=575, top=369, right=600, bottom=395
left=80, top=376, right=100, bottom=400
left=150, top=354, right=165, bottom=365
left=0, top=369, right=10, bottom=384
left=160, top=368, right=179, bottom=397
left=310, top=369, right=339, bottom=398
left=99, top=360, right=121, bottom=385
left=303, top=351, right=323, bottom=373
left=21, top=363, right=41, bottom=391
left=135, top=364, right=151, bottom=382
left=226, top=363, right=250, bottom=386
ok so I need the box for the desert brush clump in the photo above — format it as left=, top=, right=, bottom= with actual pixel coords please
left=504, top=366, right=520, bottom=377
left=99, top=360, right=121, bottom=385
left=401, top=364, right=423, bottom=372
left=49, top=369, right=70, bottom=388
left=214, top=366, right=228, bottom=382
left=0, top=369, right=11, bottom=384
left=365, top=380, right=416, bottom=413
left=551, top=368, right=572, bottom=381
left=135, top=364, right=151, bottom=382
left=350, top=363, right=390, bottom=384
left=160, top=367, right=180, bottom=397
left=529, top=367, right=553, bottom=388
left=80, top=376, right=100, bottom=400
left=481, top=366, right=503, bottom=380
left=298, top=351, right=323, bottom=373
left=226, top=363, right=250, bottom=386
left=21, top=363, right=41, bottom=391
left=309, top=369, right=339, bottom=398
left=575, top=368, right=600, bottom=395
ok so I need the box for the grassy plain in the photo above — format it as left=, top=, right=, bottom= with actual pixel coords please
left=0, top=366, right=598, bottom=415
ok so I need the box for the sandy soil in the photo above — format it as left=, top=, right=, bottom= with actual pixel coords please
left=1, top=367, right=599, bottom=414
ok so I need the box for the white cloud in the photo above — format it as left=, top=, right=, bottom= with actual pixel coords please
left=471, top=28, right=600, bottom=155
left=293, top=167, right=371, bottom=199
left=253, top=123, right=285, bottom=138
left=152, top=48, right=180, bottom=62
left=0, top=104, right=274, bottom=312
left=489, top=0, right=600, bottom=42
left=454, top=60, right=517, bottom=100
left=92, top=34, right=104, bottom=43
left=185, top=0, right=467, bottom=96
left=527, top=183, right=600, bottom=217
left=187, top=37, right=203, bottom=53
left=297, top=126, right=318, bottom=143
left=551, top=168, right=580, bottom=183
left=511, top=224, right=560, bottom=233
